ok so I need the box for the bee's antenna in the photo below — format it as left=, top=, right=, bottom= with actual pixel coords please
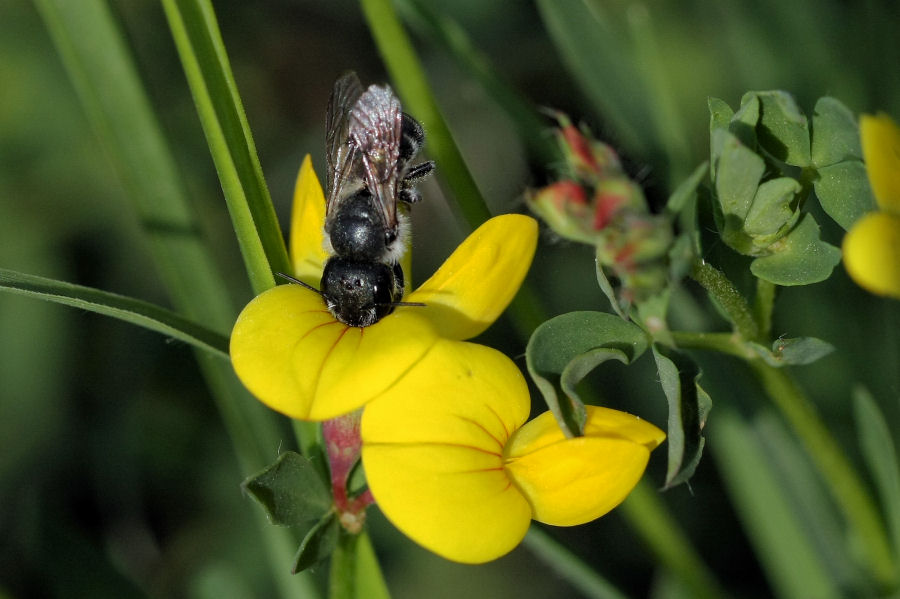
left=276, top=272, right=323, bottom=296
left=391, top=301, right=426, bottom=308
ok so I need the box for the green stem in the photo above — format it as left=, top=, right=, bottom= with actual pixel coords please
left=523, top=527, right=629, bottom=599
left=355, top=532, right=391, bottom=599
left=670, top=330, right=756, bottom=360
left=753, top=278, right=776, bottom=339
left=329, top=532, right=361, bottom=599
left=690, top=259, right=759, bottom=341
left=748, top=361, right=897, bottom=586
left=619, top=480, right=730, bottom=599
left=360, top=0, right=491, bottom=229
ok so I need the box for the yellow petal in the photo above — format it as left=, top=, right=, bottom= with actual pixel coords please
left=861, top=114, right=900, bottom=213
left=289, top=155, right=329, bottom=285
left=843, top=211, right=900, bottom=299
left=230, top=284, right=438, bottom=420
left=361, top=340, right=533, bottom=563
left=505, top=407, right=664, bottom=527
left=407, top=215, right=538, bottom=340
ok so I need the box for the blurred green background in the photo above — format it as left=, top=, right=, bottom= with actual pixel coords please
left=2, top=0, right=899, bottom=597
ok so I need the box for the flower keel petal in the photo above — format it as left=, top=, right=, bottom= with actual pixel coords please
left=505, top=408, right=664, bottom=526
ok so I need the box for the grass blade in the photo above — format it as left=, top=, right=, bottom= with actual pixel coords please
left=34, top=1, right=317, bottom=596
left=855, top=388, right=900, bottom=574
left=161, top=0, right=291, bottom=294
left=0, top=268, right=229, bottom=358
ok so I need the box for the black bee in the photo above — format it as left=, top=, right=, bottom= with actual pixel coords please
left=287, top=72, right=433, bottom=327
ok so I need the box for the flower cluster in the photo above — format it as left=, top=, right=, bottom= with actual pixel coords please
left=843, top=114, right=900, bottom=299
left=230, top=157, right=664, bottom=563
left=526, top=113, right=672, bottom=309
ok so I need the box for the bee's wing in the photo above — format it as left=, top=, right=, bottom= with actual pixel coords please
left=325, top=72, right=364, bottom=214
left=349, top=84, right=403, bottom=231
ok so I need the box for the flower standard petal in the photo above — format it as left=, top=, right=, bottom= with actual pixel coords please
left=289, top=155, right=328, bottom=285
left=505, top=407, right=665, bottom=527
left=406, top=215, right=538, bottom=340
left=843, top=211, right=900, bottom=299
left=361, top=340, right=533, bottom=563
left=231, top=284, right=438, bottom=420
left=860, top=114, right=900, bottom=213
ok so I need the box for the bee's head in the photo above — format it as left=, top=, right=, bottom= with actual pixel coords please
left=320, top=258, right=396, bottom=327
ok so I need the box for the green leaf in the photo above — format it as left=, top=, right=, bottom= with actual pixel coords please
left=292, top=515, right=340, bottom=574
left=161, top=0, right=291, bottom=294
left=526, top=311, right=649, bottom=437
left=713, top=130, right=766, bottom=221
left=752, top=91, right=812, bottom=167
left=651, top=344, right=711, bottom=488
left=749, top=337, right=835, bottom=367
left=730, top=93, right=760, bottom=148
left=750, top=214, right=842, bottom=285
left=0, top=268, right=229, bottom=359
left=242, top=452, right=333, bottom=527
left=814, top=160, right=878, bottom=231
left=854, top=388, right=900, bottom=572
left=595, top=261, right=629, bottom=320
left=812, top=96, right=863, bottom=167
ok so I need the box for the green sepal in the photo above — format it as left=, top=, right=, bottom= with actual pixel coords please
left=743, top=177, right=802, bottom=244
left=750, top=91, right=812, bottom=167
left=526, top=311, right=649, bottom=437
left=749, top=336, right=835, bottom=366
left=749, top=214, right=841, bottom=285
left=241, top=451, right=333, bottom=527
left=811, top=96, right=862, bottom=167
left=651, top=344, right=712, bottom=489
left=814, top=160, right=878, bottom=231
left=292, top=514, right=340, bottom=574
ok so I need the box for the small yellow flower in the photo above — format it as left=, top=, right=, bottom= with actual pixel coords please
left=230, top=156, right=538, bottom=420
left=843, top=114, right=900, bottom=299
left=361, top=339, right=665, bottom=564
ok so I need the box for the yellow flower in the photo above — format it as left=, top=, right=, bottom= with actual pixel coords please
left=361, top=339, right=665, bottom=564
left=843, top=114, right=900, bottom=299
left=230, top=156, right=538, bottom=420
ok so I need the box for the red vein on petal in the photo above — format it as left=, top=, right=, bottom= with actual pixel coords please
left=299, top=318, right=344, bottom=340
left=454, top=415, right=503, bottom=451
left=312, top=325, right=351, bottom=399
left=364, top=440, right=501, bottom=457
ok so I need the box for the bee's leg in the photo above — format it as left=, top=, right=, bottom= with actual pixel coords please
left=404, top=160, right=434, bottom=182
left=391, top=262, right=405, bottom=300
